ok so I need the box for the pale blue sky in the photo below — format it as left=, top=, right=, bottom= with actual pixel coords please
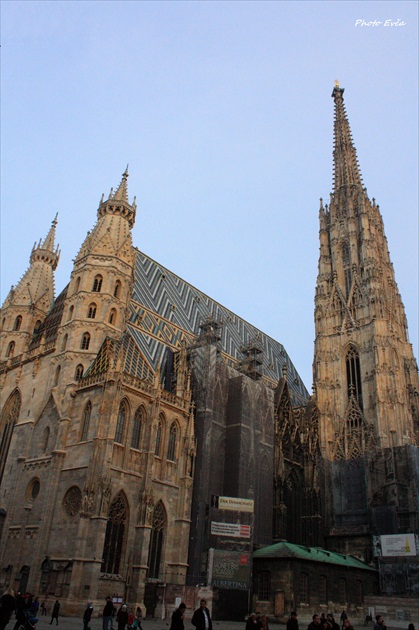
left=1, top=0, right=418, bottom=389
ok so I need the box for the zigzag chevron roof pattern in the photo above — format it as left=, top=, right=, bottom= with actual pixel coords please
left=128, top=249, right=309, bottom=405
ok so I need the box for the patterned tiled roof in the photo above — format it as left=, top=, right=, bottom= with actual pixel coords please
left=128, top=249, right=309, bottom=405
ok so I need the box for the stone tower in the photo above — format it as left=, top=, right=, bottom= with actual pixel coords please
left=314, top=83, right=419, bottom=456
left=59, top=167, right=136, bottom=374
left=313, top=84, right=419, bottom=552
left=0, top=216, right=60, bottom=361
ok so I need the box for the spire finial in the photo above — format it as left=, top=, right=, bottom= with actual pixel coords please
left=41, top=213, right=59, bottom=261
left=113, top=166, right=130, bottom=202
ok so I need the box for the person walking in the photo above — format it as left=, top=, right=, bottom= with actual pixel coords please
left=260, top=614, right=269, bottom=630
left=116, top=605, right=128, bottom=630
left=191, top=599, right=212, bottom=630
left=0, top=587, right=16, bottom=630
left=83, top=603, right=93, bottom=630
left=308, top=615, right=321, bottom=630
left=287, top=612, right=299, bottom=630
left=13, top=593, right=26, bottom=630
left=49, top=600, right=60, bottom=626
left=103, top=598, right=114, bottom=630
left=170, top=603, right=186, bottom=630
left=245, top=613, right=259, bottom=630
left=132, top=607, right=142, bottom=630
left=374, top=616, right=386, bottom=630
left=340, top=612, right=347, bottom=629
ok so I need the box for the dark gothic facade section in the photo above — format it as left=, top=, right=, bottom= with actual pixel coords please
left=273, top=370, right=324, bottom=547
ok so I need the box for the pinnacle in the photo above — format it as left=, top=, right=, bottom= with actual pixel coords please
left=42, top=213, right=59, bottom=252
left=113, top=166, right=129, bottom=202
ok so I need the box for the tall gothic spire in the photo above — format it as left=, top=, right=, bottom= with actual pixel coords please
left=332, top=81, right=363, bottom=191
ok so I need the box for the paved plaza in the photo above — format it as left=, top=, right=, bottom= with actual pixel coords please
left=35, top=617, right=249, bottom=630
left=29, top=615, right=406, bottom=630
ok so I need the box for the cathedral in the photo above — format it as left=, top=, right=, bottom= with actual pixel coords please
left=0, top=85, right=418, bottom=618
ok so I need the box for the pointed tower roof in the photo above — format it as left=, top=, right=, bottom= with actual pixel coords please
left=2, top=215, right=60, bottom=310
left=41, top=212, right=59, bottom=252
left=30, top=213, right=60, bottom=269
left=331, top=82, right=363, bottom=191
left=74, top=168, right=136, bottom=266
left=97, top=166, right=136, bottom=227
left=113, top=165, right=130, bottom=202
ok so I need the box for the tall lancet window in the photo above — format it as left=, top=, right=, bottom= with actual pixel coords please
left=101, top=491, right=128, bottom=575
left=0, top=389, right=21, bottom=483
left=147, top=501, right=166, bottom=579
left=342, top=242, right=352, bottom=299
left=346, top=345, right=363, bottom=410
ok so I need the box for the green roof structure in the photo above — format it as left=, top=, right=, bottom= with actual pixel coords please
left=253, top=541, right=376, bottom=572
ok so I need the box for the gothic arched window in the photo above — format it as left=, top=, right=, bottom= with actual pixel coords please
left=109, top=309, right=117, bottom=325
left=154, top=418, right=163, bottom=457
left=342, top=242, right=352, bottom=298
left=54, top=365, right=61, bottom=387
left=147, top=501, right=166, bottom=579
left=114, top=281, right=121, bottom=299
left=346, top=345, right=363, bottom=410
left=319, top=575, right=328, bottom=605
left=338, top=578, right=347, bottom=605
left=81, top=401, right=91, bottom=442
left=61, top=334, right=68, bottom=351
left=41, top=426, right=50, bottom=453
left=0, top=389, right=21, bottom=483
left=284, top=469, right=302, bottom=543
left=87, top=303, right=97, bottom=319
left=81, top=333, right=91, bottom=350
left=75, top=364, right=84, bottom=380
left=131, top=407, right=144, bottom=450
left=299, top=572, right=309, bottom=605
left=6, top=342, right=15, bottom=358
left=102, top=492, right=128, bottom=575
left=115, top=400, right=128, bottom=444
left=34, top=320, right=41, bottom=334
left=92, top=275, right=103, bottom=293
left=67, top=305, right=74, bottom=322
left=167, top=422, right=177, bottom=461
left=74, top=276, right=81, bottom=293
left=13, top=316, right=22, bottom=331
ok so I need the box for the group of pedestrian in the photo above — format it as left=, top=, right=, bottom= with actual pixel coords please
left=245, top=612, right=269, bottom=629
left=101, top=598, right=142, bottom=630
left=0, top=588, right=60, bottom=630
left=285, top=610, right=351, bottom=630
left=169, top=598, right=212, bottom=630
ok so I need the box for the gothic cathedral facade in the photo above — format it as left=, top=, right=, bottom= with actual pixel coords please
left=0, top=86, right=418, bottom=612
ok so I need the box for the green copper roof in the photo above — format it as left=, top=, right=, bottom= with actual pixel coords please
left=253, top=541, right=376, bottom=572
